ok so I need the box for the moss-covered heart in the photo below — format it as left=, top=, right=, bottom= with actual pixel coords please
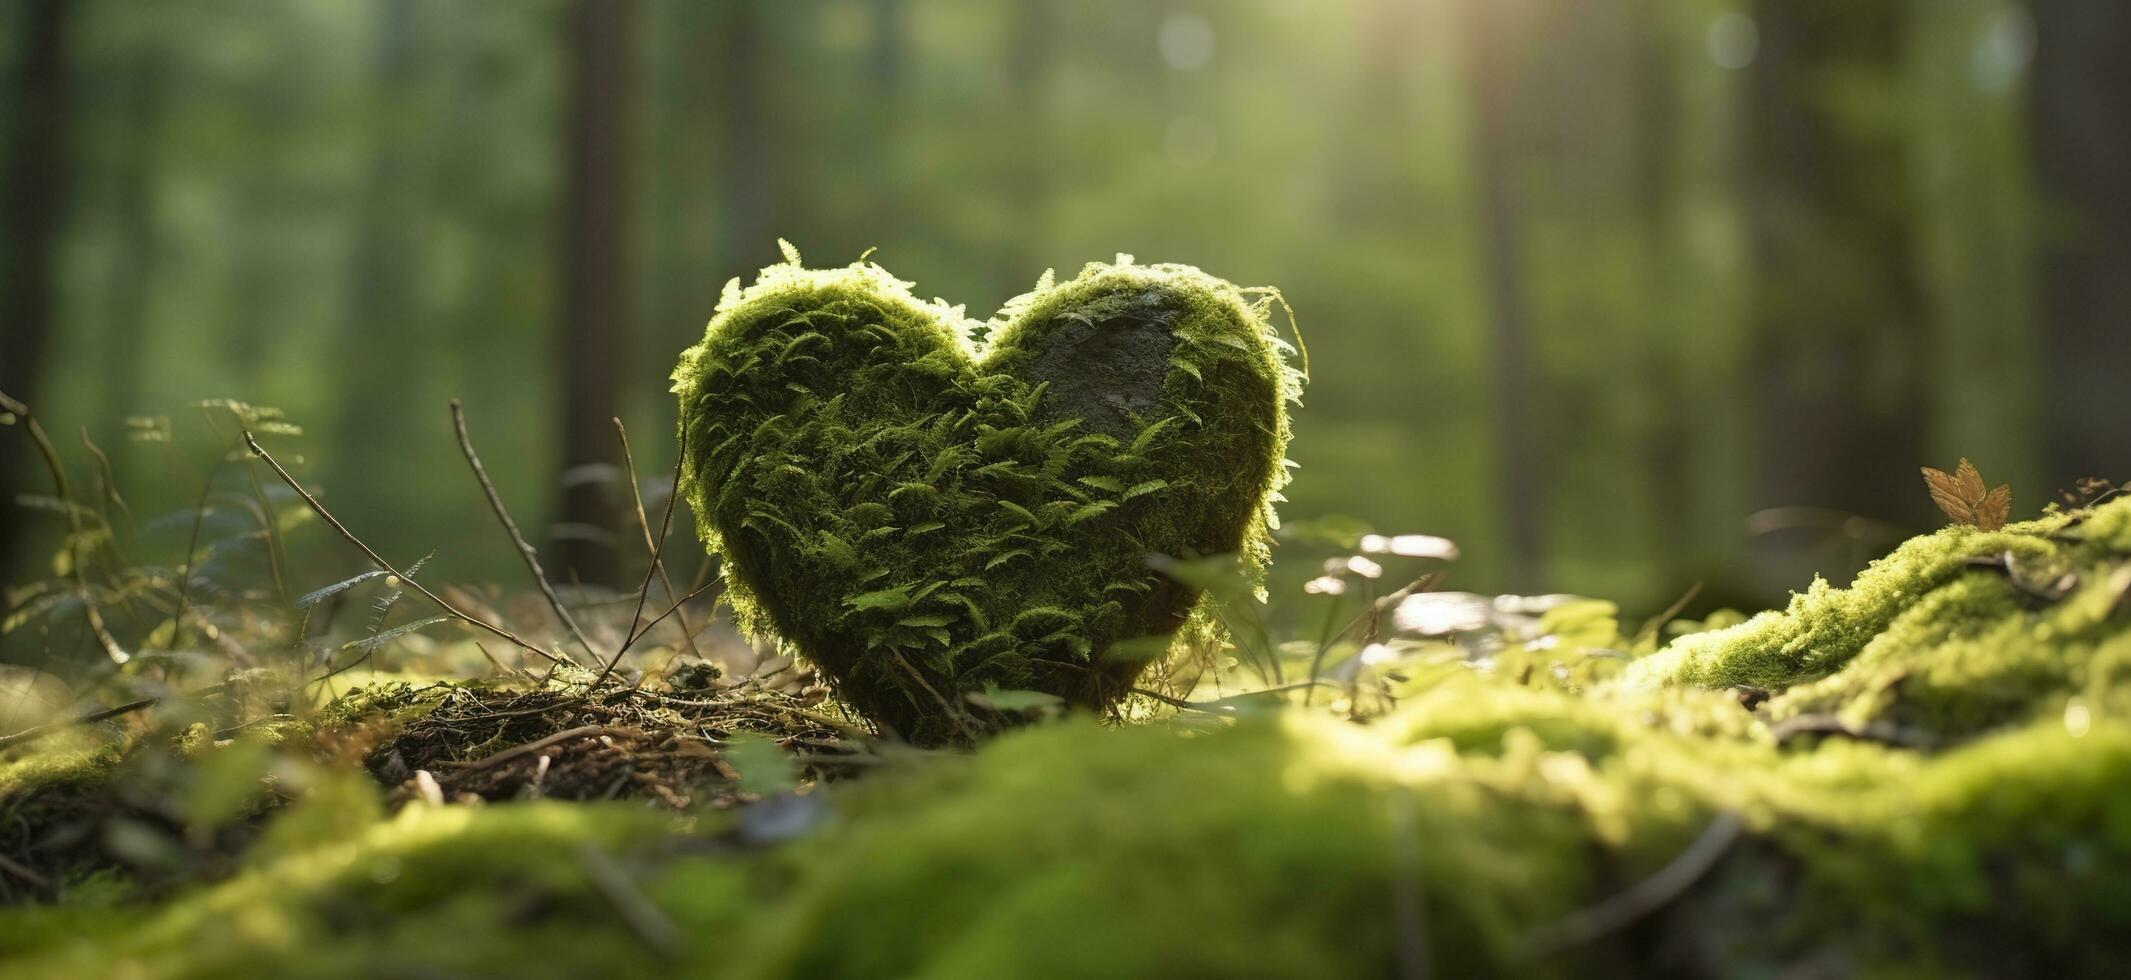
left=672, top=246, right=1299, bottom=744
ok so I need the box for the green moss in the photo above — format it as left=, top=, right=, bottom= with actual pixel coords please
left=1630, top=499, right=2131, bottom=743
left=711, top=708, right=2129, bottom=976
left=0, top=800, right=682, bottom=979
left=7, top=499, right=2130, bottom=976
left=673, top=246, right=1299, bottom=743
left=0, top=735, right=120, bottom=801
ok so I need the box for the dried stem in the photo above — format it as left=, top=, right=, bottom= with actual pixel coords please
left=589, top=578, right=717, bottom=689
left=614, top=418, right=701, bottom=657
left=166, top=459, right=226, bottom=652
left=0, top=696, right=159, bottom=751
left=1520, top=811, right=1744, bottom=960
left=241, top=430, right=577, bottom=668
left=0, top=390, right=127, bottom=663
left=451, top=399, right=599, bottom=661
left=78, top=426, right=138, bottom=566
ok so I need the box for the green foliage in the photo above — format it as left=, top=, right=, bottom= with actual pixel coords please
left=672, top=247, right=1300, bottom=743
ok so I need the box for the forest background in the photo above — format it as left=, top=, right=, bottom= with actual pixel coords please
left=3, top=0, right=2126, bottom=661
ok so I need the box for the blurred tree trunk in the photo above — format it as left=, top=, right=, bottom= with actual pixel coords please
left=1459, top=0, right=1542, bottom=592
left=99, top=10, right=170, bottom=428
left=1745, top=1, right=1924, bottom=580
left=866, top=0, right=903, bottom=237
left=1000, top=0, right=1053, bottom=294
left=331, top=0, right=425, bottom=545
left=0, top=0, right=73, bottom=576
left=717, top=1, right=770, bottom=268
left=554, top=0, right=635, bottom=586
left=1628, top=0, right=1696, bottom=587
left=2027, top=1, right=2131, bottom=489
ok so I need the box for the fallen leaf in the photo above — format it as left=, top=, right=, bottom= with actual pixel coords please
left=1920, top=458, right=2013, bottom=530
left=1975, top=484, right=2012, bottom=532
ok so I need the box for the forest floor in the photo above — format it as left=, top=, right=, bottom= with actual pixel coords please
left=3, top=493, right=2131, bottom=977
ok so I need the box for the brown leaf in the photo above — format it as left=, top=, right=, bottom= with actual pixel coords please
left=1921, top=465, right=1975, bottom=524
left=1954, top=458, right=1987, bottom=504
left=1974, top=484, right=2012, bottom=532
left=1921, top=458, right=2014, bottom=530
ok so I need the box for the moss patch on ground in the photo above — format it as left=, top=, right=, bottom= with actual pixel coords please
left=3, top=499, right=2129, bottom=976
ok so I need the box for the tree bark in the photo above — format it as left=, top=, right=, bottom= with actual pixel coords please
left=0, top=0, right=73, bottom=576
left=101, top=15, right=172, bottom=429
left=555, top=0, right=635, bottom=586
left=330, top=0, right=425, bottom=550
left=2027, top=1, right=2131, bottom=489
left=1745, top=0, right=1925, bottom=581
left=1460, top=0, right=1543, bottom=592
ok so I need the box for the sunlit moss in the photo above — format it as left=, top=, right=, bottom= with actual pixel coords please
left=1623, top=498, right=2131, bottom=751
left=672, top=245, right=1300, bottom=743
left=8, top=502, right=2131, bottom=975
left=0, top=799, right=682, bottom=979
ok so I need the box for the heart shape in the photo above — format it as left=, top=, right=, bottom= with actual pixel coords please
left=673, top=247, right=1298, bottom=743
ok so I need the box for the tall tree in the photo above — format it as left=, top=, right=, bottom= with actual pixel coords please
left=999, top=0, right=1054, bottom=295
left=1745, top=0, right=1925, bottom=583
left=97, top=6, right=171, bottom=429
left=330, top=0, right=428, bottom=554
left=0, top=0, right=74, bottom=575
left=1459, top=0, right=1543, bottom=591
left=716, top=1, right=771, bottom=269
left=2028, top=1, right=2131, bottom=488
left=1624, top=0, right=1708, bottom=593
left=865, top=0, right=903, bottom=238
left=554, top=0, right=636, bottom=585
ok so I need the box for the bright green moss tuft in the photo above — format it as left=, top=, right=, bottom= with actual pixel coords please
left=673, top=247, right=1299, bottom=743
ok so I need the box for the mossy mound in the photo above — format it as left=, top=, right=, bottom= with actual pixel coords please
left=673, top=247, right=1299, bottom=744
left=1631, top=497, right=2131, bottom=746
left=4, top=501, right=2129, bottom=976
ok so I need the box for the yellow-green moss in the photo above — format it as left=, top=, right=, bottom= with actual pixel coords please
left=0, top=800, right=681, bottom=979
left=7, top=502, right=2130, bottom=976
left=1630, top=498, right=2131, bottom=744
left=673, top=247, right=1299, bottom=743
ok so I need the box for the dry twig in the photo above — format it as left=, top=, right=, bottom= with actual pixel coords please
left=1521, top=811, right=1745, bottom=960
left=615, top=418, right=701, bottom=659
left=452, top=399, right=600, bottom=661
left=241, top=430, right=578, bottom=668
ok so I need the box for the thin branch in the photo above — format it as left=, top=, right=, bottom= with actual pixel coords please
left=0, top=697, right=159, bottom=752
left=200, top=405, right=292, bottom=607
left=578, top=843, right=683, bottom=960
left=241, top=430, right=577, bottom=668
left=0, top=850, right=52, bottom=890
left=1131, top=681, right=1332, bottom=714
left=617, top=420, right=679, bottom=652
left=1520, top=811, right=1745, bottom=960
left=1632, top=581, right=1703, bottom=649
left=614, top=418, right=701, bottom=657
left=452, top=399, right=599, bottom=660
left=0, top=390, right=127, bottom=664
left=443, top=724, right=612, bottom=771
left=167, top=460, right=225, bottom=651
left=78, top=425, right=138, bottom=566
left=588, top=578, right=718, bottom=690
